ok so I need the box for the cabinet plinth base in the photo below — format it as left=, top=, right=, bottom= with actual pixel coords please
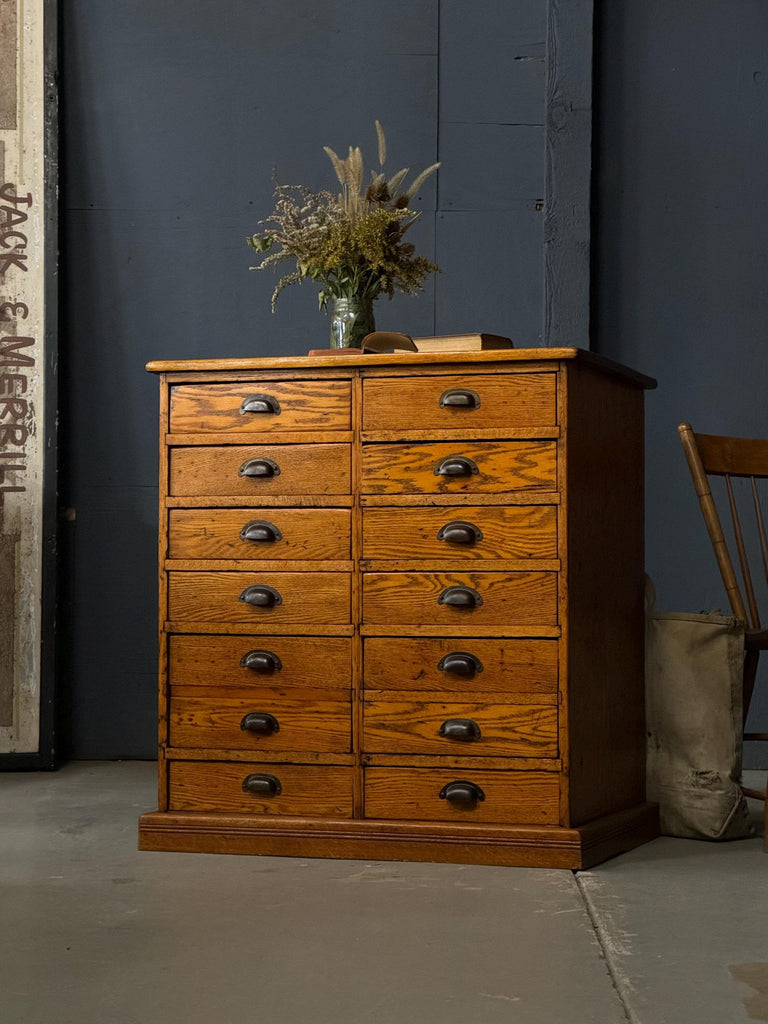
left=139, top=803, right=659, bottom=870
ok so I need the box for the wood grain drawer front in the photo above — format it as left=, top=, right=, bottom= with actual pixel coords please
left=361, top=441, right=556, bottom=494
left=168, top=509, right=351, bottom=560
left=364, top=638, right=558, bottom=695
left=362, top=572, right=557, bottom=627
left=169, top=635, right=352, bottom=689
left=170, top=688, right=351, bottom=752
left=363, top=700, right=558, bottom=757
left=362, top=506, right=557, bottom=561
left=169, top=761, right=354, bottom=818
left=169, top=444, right=351, bottom=498
left=169, top=380, right=352, bottom=434
left=364, top=767, right=560, bottom=824
left=363, top=373, right=557, bottom=431
left=168, top=572, right=350, bottom=624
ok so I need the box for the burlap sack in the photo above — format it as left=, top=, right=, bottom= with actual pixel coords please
left=645, top=580, right=753, bottom=839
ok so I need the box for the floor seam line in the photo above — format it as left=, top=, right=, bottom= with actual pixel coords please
left=573, top=871, right=640, bottom=1024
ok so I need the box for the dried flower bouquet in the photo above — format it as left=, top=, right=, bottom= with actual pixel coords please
left=247, top=122, right=440, bottom=316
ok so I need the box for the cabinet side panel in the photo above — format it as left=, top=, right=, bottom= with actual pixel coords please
left=564, top=363, right=647, bottom=824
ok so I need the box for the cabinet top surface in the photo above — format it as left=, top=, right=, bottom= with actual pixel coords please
left=146, top=348, right=656, bottom=388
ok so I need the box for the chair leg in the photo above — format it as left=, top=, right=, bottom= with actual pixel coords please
left=741, top=649, right=768, bottom=849
left=743, top=649, right=760, bottom=727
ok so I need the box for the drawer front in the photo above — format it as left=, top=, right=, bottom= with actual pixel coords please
left=170, top=380, right=352, bottom=434
left=170, top=688, right=351, bottom=752
left=169, top=444, right=351, bottom=498
left=363, top=700, right=558, bottom=757
left=168, top=508, right=351, bottom=561
left=361, top=441, right=556, bottom=494
left=364, top=638, right=558, bottom=695
left=362, top=506, right=557, bottom=561
left=363, top=373, right=557, bottom=431
left=168, top=571, right=351, bottom=624
left=362, top=571, right=558, bottom=627
left=364, top=767, right=560, bottom=824
left=169, top=635, right=352, bottom=689
left=169, top=761, right=354, bottom=818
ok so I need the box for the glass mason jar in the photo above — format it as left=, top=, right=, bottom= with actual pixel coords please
left=329, top=294, right=375, bottom=349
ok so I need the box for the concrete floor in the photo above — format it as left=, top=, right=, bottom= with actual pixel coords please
left=1, top=762, right=766, bottom=1024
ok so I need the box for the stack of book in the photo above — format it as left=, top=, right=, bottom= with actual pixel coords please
left=411, top=333, right=513, bottom=353
left=308, top=332, right=513, bottom=356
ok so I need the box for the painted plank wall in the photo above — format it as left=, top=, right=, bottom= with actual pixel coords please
left=59, top=1, right=554, bottom=756
left=594, top=1, right=768, bottom=765
left=436, top=0, right=546, bottom=343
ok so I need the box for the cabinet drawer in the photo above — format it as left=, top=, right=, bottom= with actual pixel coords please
left=169, top=761, right=354, bottom=817
left=363, top=373, right=557, bottom=431
left=362, top=506, right=557, bottom=561
left=363, top=699, right=558, bottom=757
left=168, top=571, right=351, bottom=624
left=362, top=571, right=557, bottom=627
left=169, top=380, right=352, bottom=434
left=169, top=444, right=351, bottom=498
left=170, top=687, right=351, bottom=752
left=361, top=441, right=556, bottom=494
left=169, top=635, right=352, bottom=689
left=364, top=767, right=560, bottom=824
left=364, top=638, right=558, bottom=695
left=168, top=508, right=351, bottom=560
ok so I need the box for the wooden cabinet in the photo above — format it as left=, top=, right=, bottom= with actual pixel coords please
left=140, top=349, right=659, bottom=868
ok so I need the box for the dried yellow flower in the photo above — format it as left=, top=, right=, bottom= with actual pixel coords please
left=248, top=123, right=440, bottom=311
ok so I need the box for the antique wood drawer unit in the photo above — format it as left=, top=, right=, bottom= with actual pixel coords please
left=141, top=349, right=659, bottom=868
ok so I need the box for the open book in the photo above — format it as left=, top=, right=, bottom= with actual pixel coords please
left=307, top=332, right=417, bottom=356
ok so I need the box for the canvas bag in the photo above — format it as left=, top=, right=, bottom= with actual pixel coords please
left=645, top=579, right=753, bottom=839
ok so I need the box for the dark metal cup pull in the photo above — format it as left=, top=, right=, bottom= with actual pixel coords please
left=242, top=772, right=282, bottom=796
left=437, top=520, right=483, bottom=545
left=439, top=388, right=481, bottom=410
left=438, top=585, right=483, bottom=609
left=240, top=649, right=282, bottom=673
left=239, top=394, right=281, bottom=416
left=238, top=457, right=281, bottom=479
left=239, top=520, right=282, bottom=543
left=240, top=712, right=280, bottom=735
left=239, top=585, right=282, bottom=608
left=433, top=455, right=479, bottom=478
left=437, top=651, right=484, bottom=677
left=438, top=718, right=482, bottom=742
left=439, top=780, right=485, bottom=808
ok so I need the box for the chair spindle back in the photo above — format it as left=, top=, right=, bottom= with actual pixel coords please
left=679, top=423, right=768, bottom=630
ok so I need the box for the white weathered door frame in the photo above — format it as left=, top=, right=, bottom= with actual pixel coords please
left=0, top=0, right=57, bottom=768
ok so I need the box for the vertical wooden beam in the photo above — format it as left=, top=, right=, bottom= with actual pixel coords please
left=544, top=0, right=594, bottom=348
left=0, top=0, right=57, bottom=767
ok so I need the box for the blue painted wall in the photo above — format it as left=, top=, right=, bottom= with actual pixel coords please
left=59, top=1, right=550, bottom=756
left=594, top=1, right=768, bottom=764
left=60, top=1, right=767, bottom=763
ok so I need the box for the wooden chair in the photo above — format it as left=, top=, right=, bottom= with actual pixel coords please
left=679, top=423, right=768, bottom=849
